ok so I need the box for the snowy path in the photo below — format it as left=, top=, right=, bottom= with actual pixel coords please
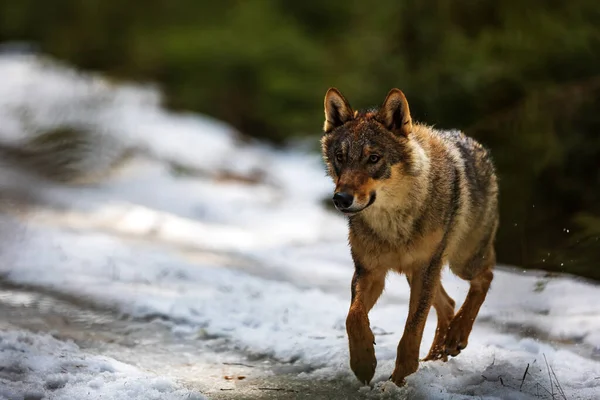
left=3, top=227, right=600, bottom=400
left=0, top=284, right=208, bottom=400
left=1, top=54, right=600, bottom=399
left=0, top=281, right=361, bottom=400
left=3, top=201, right=600, bottom=400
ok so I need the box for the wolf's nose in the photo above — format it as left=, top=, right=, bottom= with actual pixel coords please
left=333, top=192, right=354, bottom=210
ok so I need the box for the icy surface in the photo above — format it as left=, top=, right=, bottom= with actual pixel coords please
left=0, top=330, right=206, bottom=400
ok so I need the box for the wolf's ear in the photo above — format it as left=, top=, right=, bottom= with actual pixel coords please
left=323, top=88, right=354, bottom=133
left=378, top=88, right=412, bottom=137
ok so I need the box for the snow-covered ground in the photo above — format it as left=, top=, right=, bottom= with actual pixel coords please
left=0, top=330, right=206, bottom=400
left=1, top=54, right=599, bottom=399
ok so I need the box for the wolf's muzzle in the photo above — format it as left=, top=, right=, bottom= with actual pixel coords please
left=332, top=191, right=376, bottom=214
left=332, top=192, right=354, bottom=210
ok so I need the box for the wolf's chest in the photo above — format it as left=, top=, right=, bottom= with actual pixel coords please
left=361, top=207, right=416, bottom=244
left=351, top=226, right=445, bottom=273
left=351, top=207, right=446, bottom=272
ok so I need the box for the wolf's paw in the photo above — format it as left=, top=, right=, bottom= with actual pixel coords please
left=347, top=314, right=376, bottom=384
left=422, top=344, right=448, bottom=362
left=348, top=331, right=376, bottom=385
left=443, top=320, right=468, bottom=357
left=390, top=358, right=418, bottom=387
left=347, top=307, right=377, bottom=385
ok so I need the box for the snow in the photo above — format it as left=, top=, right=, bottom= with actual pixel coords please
left=1, top=54, right=599, bottom=399
left=0, top=330, right=206, bottom=400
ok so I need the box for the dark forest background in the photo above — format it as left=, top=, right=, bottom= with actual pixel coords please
left=1, top=0, right=599, bottom=280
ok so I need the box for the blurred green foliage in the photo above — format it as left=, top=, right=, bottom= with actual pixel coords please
left=1, top=0, right=599, bottom=279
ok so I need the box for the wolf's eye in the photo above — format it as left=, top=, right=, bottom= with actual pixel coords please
left=368, top=154, right=381, bottom=163
left=335, top=153, right=344, bottom=162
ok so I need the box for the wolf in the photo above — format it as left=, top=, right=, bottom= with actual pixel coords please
left=321, top=87, right=499, bottom=386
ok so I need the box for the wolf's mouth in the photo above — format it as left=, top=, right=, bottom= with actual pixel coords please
left=339, top=192, right=376, bottom=215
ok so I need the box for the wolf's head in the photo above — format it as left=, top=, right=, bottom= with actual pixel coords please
left=321, top=88, right=419, bottom=215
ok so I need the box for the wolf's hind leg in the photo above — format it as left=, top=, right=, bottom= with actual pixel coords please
left=445, top=247, right=495, bottom=357
left=423, top=283, right=455, bottom=362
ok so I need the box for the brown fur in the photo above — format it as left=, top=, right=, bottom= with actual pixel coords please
left=321, top=88, right=499, bottom=386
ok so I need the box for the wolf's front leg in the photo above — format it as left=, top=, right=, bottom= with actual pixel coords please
left=346, top=265, right=386, bottom=385
left=391, top=257, right=442, bottom=386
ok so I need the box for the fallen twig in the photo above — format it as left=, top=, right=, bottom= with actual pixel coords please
left=543, top=354, right=555, bottom=399
left=482, top=374, right=511, bottom=389
left=222, top=362, right=255, bottom=368
left=548, top=362, right=567, bottom=400
left=520, top=363, right=530, bottom=391
left=257, top=387, right=299, bottom=393
left=535, top=381, right=555, bottom=397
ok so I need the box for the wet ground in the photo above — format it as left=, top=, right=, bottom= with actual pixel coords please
left=0, top=281, right=365, bottom=400
left=4, top=276, right=598, bottom=400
